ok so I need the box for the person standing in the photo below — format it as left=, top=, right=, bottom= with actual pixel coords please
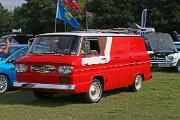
left=0, top=37, right=10, bottom=54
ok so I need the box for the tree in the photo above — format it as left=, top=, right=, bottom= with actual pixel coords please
left=12, top=0, right=61, bottom=35
left=0, top=3, right=12, bottom=36
left=85, top=0, right=180, bottom=33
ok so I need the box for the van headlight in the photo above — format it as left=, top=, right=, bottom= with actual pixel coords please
left=16, top=64, right=28, bottom=73
left=167, top=56, right=174, bottom=61
left=58, top=66, right=73, bottom=75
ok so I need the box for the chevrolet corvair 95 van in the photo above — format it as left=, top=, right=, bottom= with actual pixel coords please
left=14, top=32, right=151, bottom=103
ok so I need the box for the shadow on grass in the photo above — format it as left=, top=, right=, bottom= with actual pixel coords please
left=103, top=87, right=129, bottom=97
left=0, top=90, right=84, bottom=107
left=0, top=88, right=129, bottom=107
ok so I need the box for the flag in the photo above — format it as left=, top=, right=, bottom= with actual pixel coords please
left=56, top=0, right=80, bottom=29
left=141, top=9, right=147, bottom=28
left=64, top=0, right=81, bottom=12
left=86, top=11, right=93, bottom=18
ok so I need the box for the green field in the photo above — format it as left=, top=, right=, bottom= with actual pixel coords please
left=0, top=72, right=180, bottom=120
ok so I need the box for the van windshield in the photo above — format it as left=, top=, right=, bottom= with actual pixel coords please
left=29, top=36, right=80, bottom=55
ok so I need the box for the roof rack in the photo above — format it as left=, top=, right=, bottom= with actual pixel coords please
left=73, top=26, right=155, bottom=35
left=73, top=28, right=131, bottom=34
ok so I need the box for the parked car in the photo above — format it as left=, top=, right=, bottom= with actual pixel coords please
left=174, top=42, right=180, bottom=52
left=176, top=35, right=180, bottom=41
left=0, top=45, right=28, bottom=93
left=146, top=33, right=180, bottom=71
left=0, top=34, right=34, bottom=44
left=14, top=32, right=151, bottom=103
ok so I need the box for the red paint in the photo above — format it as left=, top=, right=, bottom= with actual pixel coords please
left=64, top=0, right=81, bottom=12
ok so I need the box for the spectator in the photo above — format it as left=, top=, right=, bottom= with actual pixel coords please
left=0, top=37, right=10, bottom=54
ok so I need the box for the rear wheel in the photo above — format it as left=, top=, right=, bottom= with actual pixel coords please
left=33, top=91, right=54, bottom=100
left=84, top=79, right=103, bottom=103
left=129, top=74, right=143, bottom=92
left=0, top=75, right=10, bottom=94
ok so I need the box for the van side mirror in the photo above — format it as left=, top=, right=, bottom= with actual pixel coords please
left=28, top=38, right=34, bottom=49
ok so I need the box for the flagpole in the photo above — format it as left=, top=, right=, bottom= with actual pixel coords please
left=55, top=19, right=57, bottom=32
left=64, top=22, right=67, bottom=32
left=55, top=0, right=59, bottom=33
left=86, top=11, right=88, bottom=31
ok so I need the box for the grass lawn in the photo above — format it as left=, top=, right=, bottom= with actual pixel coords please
left=0, top=71, right=180, bottom=120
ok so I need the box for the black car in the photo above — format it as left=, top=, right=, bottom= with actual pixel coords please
left=146, top=33, right=178, bottom=68
left=0, top=34, right=34, bottom=44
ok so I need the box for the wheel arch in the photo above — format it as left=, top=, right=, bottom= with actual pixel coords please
left=134, top=73, right=144, bottom=81
left=0, top=73, right=10, bottom=80
left=0, top=73, right=11, bottom=84
left=93, top=76, right=105, bottom=90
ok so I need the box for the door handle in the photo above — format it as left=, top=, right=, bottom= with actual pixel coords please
left=134, top=60, right=139, bottom=65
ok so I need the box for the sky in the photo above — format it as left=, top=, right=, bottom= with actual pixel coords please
left=0, top=0, right=26, bottom=11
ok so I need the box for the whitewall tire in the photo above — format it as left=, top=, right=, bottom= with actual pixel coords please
left=129, top=74, right=143, bottom=92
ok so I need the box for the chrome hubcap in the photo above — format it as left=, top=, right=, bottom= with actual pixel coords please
left=135, top=75, right=142, bottom=90
left=89, top=82, right=102, bottom=101
left=0, top=76, right=8, bottom=93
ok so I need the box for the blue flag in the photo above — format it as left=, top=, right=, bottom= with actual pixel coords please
left=56, top=0, right=80, bottom=29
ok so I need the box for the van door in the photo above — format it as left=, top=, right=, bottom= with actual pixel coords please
left=128, top=37, right=147, bottom=84
left=110, top=37, right=131, bottom=88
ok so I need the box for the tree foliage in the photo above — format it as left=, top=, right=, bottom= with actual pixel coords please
left=86, top=0, right=180, bottom=34
left=12, top=0, right=59, bottom=35
left=0, top=3, right=12, bottom=36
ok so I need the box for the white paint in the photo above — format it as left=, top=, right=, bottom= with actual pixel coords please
left=82, top=56, right=107, bottom=66
left=39, top=32, right=140, bottom=37
left=105, top=37, right=112, bottom=63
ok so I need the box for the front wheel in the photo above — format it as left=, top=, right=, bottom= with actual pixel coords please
left=129, top=74, right=143, bottom=92
left=0, top=75, right=10, bottom=94
left=33, top=91, right=54, bottom=100
left=84, top=79, right=103, bottom=103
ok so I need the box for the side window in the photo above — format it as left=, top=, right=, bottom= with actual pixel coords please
left=10, top=48, right=28, bottom=62
left=81, top=38, right=100, bottom=55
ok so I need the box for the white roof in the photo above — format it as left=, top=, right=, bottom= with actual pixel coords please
left=38, top=32, right=140, bottom=37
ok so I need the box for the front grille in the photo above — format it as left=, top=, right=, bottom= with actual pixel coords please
left=31, top=65, right=56, bottom=73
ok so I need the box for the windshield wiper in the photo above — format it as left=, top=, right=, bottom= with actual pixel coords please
left=44, top=51, right=56, bottom=54
left=29, top=51, right=42, bottom=55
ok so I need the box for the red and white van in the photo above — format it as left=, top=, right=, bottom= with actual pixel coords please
left=14, top=32, right=151, bottom=103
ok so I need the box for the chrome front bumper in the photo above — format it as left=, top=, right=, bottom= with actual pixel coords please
left=13, top=82, right=76, bottom=90
left=151, top=60, right=175, bottom=67
left=151, top=59, right=173, bottom=64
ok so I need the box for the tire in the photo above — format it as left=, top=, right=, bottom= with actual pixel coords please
left=33, top=91, right=54, bottom=100
left=0, top=75, right=10, bottom=94
left=84, top=79, right=103, bottom=103
left=176, top=66, right=180, bottom=72
left=129, top=74, right=143, bottom=92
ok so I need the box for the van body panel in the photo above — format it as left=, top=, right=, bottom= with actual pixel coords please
left=15, top=33, right=151, bottom=94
